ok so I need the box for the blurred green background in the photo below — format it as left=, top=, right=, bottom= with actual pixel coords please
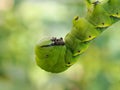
left=0, top=0, right=120, bottom=90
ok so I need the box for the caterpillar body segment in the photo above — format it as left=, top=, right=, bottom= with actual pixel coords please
left=65, top=32, right=91, bottom=56
left=72, top=17, right=100, bottom=42
left=86, top=2, right=112, bottom=28
left=106, top=0, right=120, bottom=18
left=49, top=45, right=69, bottom=73
left=103, top=0, right=120, bottom=22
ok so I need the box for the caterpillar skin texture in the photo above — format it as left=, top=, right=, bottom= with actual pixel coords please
left=35, top=0, right=120, bottom=73
left=35, top=40, right=68, bottom=73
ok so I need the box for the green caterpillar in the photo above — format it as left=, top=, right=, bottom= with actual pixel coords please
left=35, top=0, right=120, bottom=73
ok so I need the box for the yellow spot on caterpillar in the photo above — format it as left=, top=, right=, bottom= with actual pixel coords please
left=96, top=24, right=111, bottom=28
left=83, top=36, right=96, bottom=42
left=111, top=14, right=120, bottom=18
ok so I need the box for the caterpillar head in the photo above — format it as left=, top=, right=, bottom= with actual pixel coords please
left=35, top=37, right=70, bottom=73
